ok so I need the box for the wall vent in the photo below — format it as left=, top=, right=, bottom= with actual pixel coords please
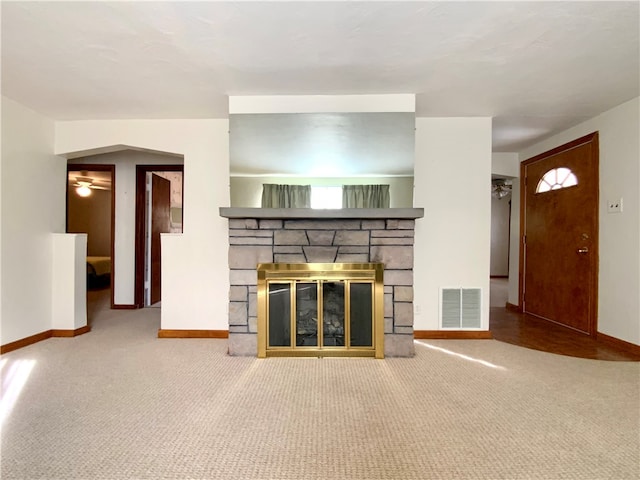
left=440, top=288, right=482, bottom=329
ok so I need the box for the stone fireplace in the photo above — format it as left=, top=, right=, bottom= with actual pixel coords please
left=220, top=208, right=424, bottom=357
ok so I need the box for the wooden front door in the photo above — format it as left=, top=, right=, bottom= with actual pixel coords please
left=150, top=174, right=171, bottom=305
left=520, top=132, right=599, bottom=335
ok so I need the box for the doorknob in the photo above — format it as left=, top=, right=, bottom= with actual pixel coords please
left=577, top=247, right=589, bottom=254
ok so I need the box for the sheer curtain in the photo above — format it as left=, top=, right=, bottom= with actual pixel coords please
left=261, top=184, right=311, bottom=208
left=342, top=185, right=390, bottom=208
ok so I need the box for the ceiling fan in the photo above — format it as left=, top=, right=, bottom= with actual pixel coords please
left=491, top=179, right=512, bottom=199
left=72, top=175, right=110, bottom=197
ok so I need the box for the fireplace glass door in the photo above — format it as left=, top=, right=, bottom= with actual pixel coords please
left=269, top=280, right=373, bottom=350
left=268, top=283, right=291, bottom=347
left=296, top=282, right=318, bottom=346
left=258, top=263, right=383, bottom=358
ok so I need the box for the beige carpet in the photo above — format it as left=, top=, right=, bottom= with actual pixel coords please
left=1, top=291, right=638, bottom=479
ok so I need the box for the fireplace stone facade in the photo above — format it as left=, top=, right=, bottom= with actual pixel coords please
left=221, top=209, right=423, bottom=357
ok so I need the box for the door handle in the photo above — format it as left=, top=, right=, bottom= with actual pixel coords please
left=577, top=247, right=589, bottom=254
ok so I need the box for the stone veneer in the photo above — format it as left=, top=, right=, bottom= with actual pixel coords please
left=222, top=209, right=423, bottom=357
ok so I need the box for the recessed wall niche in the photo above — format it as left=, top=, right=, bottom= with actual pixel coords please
left=229, top=112, right=415, bottom=208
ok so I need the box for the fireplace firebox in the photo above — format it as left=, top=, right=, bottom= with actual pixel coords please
left=257, top=263, right=384, bottom=358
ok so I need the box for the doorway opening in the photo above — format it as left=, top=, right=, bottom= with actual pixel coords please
left=490, top=176, right=513, bottom=308
left=134, top=165, right=184, bottom=308
left=66, top=164, right=115, bottom=321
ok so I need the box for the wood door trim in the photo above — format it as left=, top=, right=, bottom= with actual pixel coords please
left=518, top=132, right=599, bottom=336
left=134, top=165, right=184, bottom=308
left=521, top=132, right=598, bottom=166
left=67, top=163, right=116, bottom=309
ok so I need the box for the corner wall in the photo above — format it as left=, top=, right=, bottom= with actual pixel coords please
left=1, top=97, right=65, bottom=344
left=492, top=152, right=519, bottom=178
left=413, top=117, right=493, bottom=330
left=518, top=97, right=640, bottom=346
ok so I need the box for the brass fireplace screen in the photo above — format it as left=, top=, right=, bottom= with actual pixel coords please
left=257, top=263, right=384, bottom=358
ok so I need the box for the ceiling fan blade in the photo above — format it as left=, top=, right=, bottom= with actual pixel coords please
left=89, top=185, right=110, bottom=191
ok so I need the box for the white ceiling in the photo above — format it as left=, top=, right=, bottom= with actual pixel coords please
left=2, top=1, right=638, bottom=165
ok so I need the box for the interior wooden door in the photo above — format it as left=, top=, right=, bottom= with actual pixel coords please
left=520, top=132, right=599, bottom=335
left=150, top=174, right=171, bottom=305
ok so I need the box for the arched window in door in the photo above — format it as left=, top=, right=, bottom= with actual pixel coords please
left=536, top=167, right=578, bottom=193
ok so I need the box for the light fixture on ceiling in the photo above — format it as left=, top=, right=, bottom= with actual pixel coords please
left=71, top=175, right=110, bottom=197
left=491, top=179, right=512, bottom=199
left=76, top=183, right=92, bottom=197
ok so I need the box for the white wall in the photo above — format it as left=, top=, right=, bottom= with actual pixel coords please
left=55, top=120, right=230, bottom=331
left=51, top=233, right=87, bottom=330
left=492, top=152, right=519, bottom=178
left=1, top=97, right=66, bottom=344
left=230, top=176, right=414, bottom=208
left=70, top=151, right=183, bottom=305
left=413, top=117, right=493, bottom=330
left=518, top=97, right=640, bottom=345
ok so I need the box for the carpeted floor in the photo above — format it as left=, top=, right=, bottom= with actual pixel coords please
left=1, top=290, right=639, bottom=479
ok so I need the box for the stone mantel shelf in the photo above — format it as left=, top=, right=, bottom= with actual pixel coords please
left=220, top=208, right=424, bottom=220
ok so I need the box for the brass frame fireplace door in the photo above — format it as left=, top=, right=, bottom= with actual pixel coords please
left=257, top=263, right=384, bottom=358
